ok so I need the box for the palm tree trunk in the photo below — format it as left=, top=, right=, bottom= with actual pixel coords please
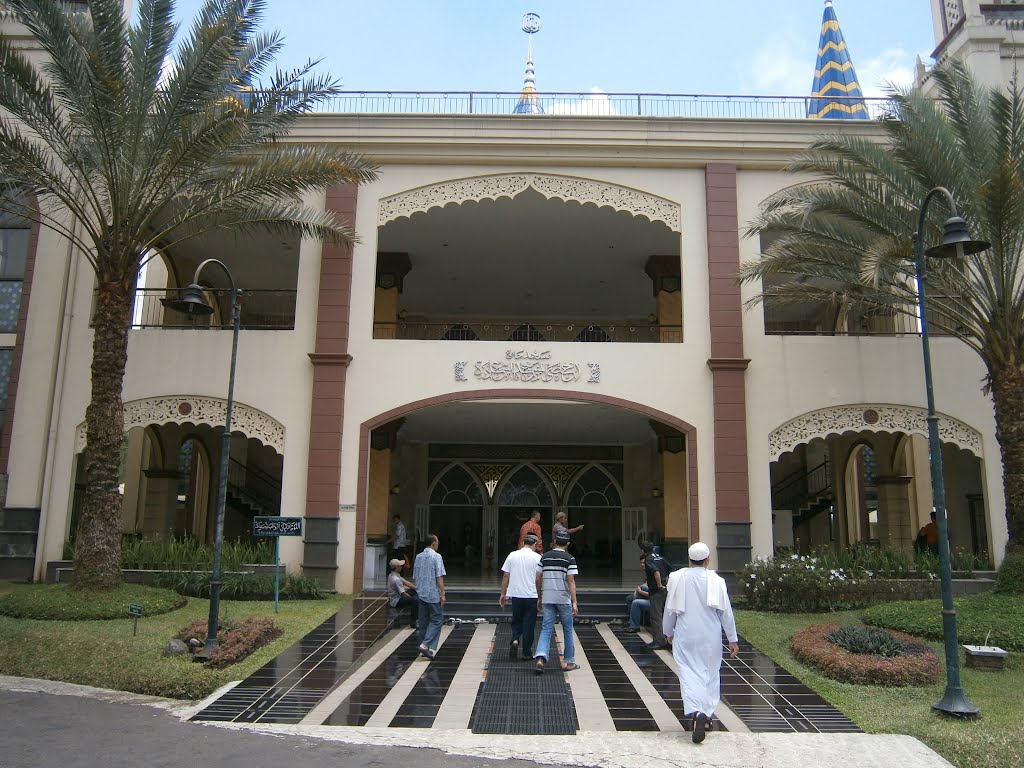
left=69, top=280, right=134, bottom=590
left=990, top=363, right=1024, bottom=551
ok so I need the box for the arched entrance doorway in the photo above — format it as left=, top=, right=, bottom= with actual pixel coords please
left=358, top=390, right=699, bottom=588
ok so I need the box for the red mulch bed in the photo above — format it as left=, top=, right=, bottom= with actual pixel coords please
left=790, top=623, right=940, bottom=686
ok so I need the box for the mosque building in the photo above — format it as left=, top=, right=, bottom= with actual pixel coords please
left=0, top=1, right=1018, bottom=589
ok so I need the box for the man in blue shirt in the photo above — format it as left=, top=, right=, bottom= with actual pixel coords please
left=412, top=534, right=447, bottom=660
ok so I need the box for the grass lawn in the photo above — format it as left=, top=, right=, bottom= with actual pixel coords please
left=736, top=608, right=1024, bottom=768
left=0, top=582, right=352, bottom=700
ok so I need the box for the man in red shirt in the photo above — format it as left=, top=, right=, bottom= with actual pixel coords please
left=518, top=510, right=543, bottom=552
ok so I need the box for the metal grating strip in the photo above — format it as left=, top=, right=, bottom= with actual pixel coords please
left=470, top=623, right=578, bottom=734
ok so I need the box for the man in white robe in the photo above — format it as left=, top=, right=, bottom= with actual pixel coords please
left=662, top=542, right=739, bottom=744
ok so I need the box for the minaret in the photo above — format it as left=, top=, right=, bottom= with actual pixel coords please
left=513, top=12, right=544, bottom=115
left=925, top=1, right=1024, bottom=91
left=808, top=1, right=868, bottom=119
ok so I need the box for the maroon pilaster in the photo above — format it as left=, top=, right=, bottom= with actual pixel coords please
left=705, top=164, right=752, bottom=571
left=302, top=185, right=357, bottom=589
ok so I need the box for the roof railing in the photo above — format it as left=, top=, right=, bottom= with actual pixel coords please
left=303, top=91, right=894, bottom=119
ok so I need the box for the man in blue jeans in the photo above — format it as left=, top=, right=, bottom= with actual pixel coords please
left=534, top=530, right=579, bottom=673
left=625, top=556, right=651, bottom=632
left=412, top=534, right=446, bottom=660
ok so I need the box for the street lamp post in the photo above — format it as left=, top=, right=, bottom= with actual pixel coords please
left=165, top=258, right=241, bottom=658
left=913, top=187, right=987, bottom=717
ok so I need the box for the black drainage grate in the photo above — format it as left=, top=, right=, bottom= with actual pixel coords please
left=471, top=623, right=578, bottom=734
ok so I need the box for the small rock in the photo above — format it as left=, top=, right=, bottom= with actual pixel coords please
left=164, top=639, right=189, bottom=656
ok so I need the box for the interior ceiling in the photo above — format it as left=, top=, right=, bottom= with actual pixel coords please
left=378, top=189, right=680, bottom=319
left=159, top=225, right=300, bottom=291
left=398, top=400, right=656, bottom=445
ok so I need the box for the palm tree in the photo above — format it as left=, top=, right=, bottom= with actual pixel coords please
left=0, top=0, right=377, bottom=589
left=740, top=61, right=1024, bottom=552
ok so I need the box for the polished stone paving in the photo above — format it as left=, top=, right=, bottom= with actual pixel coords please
left=192, top=604, right=859, bottom=734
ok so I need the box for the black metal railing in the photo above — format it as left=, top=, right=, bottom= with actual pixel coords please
left=772, top=459, right=832, bottom=513
left=763, top=305, right=932, bottom=337
left=373, top=319, right=683, bottom=343
left=123, top=288, right=296, bottom=330
left=313, top=91, right=892, bottom=120
left=227, top=458, right=281, bottom=516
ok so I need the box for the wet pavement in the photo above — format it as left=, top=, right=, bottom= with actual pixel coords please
left=191, top=597, right=859, bottom=735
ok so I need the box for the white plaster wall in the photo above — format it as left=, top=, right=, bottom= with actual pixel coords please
left=737, top=169, right=1007, bottom=564
left=335, top=165, right=721, bottom=590
left=32, top=190, right=326, bottom=576
left=6, top=223, right=74, bottom=513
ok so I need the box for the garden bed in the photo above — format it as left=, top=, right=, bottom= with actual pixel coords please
left=790, top=623, right=939, bottom=686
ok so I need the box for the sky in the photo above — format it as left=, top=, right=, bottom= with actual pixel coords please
left=166, top=1, right=938, bottom=97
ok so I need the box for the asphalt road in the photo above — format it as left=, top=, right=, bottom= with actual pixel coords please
left=0, top=689, right=544, bottom=768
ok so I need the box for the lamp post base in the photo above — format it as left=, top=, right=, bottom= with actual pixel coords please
left=932, top=686, right=980, bottom=718
left=192, top=637, right=221, bottom=662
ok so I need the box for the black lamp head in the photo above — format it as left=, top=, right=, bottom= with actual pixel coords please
left=164, top=283, right=214, bottom=316
left=925, top=216, right=990, bottom=259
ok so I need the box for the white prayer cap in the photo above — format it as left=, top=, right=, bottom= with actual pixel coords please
left=688, top=542, right=711, bottom=562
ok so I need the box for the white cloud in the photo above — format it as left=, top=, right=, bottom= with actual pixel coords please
left=742, top=38, right=917, bottom=99
left=745, top=37, right=809, bottom=95
left=855, top=47, right=916, bottom=98
left=546, top=87, right=619, bottom=116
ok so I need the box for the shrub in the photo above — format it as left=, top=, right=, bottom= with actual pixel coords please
left=154, top=570, right=322, bottom=600
left=120, top=536, right=274, bottom=571
left=791, top=623, right=939, bottom=686
left=826, top=624, right=904, bottom=657
left=739, top=554, right=940, bottom=612
left=62, top=536, right=276, bottom=570
left=175, top=615, right=282, bottom=668
left=863, top=591, right=1024, bottom=650
left=994, top=550, right=1024, bottom=595
left=0, top=583, right=185, bottom=620
left=740, top=554, right=864, bottom=612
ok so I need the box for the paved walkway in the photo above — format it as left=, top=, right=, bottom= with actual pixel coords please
left=0, top=596, right=958, bottom=767
left=191, top=596, right=860, bottom=736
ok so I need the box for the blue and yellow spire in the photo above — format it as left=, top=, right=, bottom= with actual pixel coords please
left=513, top=12, right=544, bottom=115
left=808, top=1, right=868, bottom=120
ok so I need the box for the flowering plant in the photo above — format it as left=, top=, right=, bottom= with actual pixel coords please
left=739, top=554, right=866, bottom=612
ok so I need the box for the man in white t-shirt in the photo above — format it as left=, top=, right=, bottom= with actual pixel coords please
left=498, top=533, right=542, bottom=660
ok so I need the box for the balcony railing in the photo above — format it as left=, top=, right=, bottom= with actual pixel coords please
left=373, top=319, right=682, bottom=343
left=122, top=288, right=296, bottom=330
left=304, top=91, right=892, bottom=120
left=763, top=304, right=961, bottom=337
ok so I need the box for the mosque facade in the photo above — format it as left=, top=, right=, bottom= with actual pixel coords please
left=0, top=1, right=1019, bottom=590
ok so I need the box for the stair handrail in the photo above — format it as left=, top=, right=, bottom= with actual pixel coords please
left=772, top=459, right=831, bottom=511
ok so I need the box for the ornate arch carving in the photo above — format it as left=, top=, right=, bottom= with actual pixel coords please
left=74, top=396, right=285, bottom=454
left=378, top=173, right=682, bottom=232
left=768, top=404, right=982, bottom=461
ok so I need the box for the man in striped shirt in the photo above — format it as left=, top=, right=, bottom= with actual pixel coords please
left=533, top=530, right=580, bottom=673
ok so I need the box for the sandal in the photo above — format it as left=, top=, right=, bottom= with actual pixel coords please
left=535, top=658, right=545, bottom=674
left=561, top=662, right=581, bottom=671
